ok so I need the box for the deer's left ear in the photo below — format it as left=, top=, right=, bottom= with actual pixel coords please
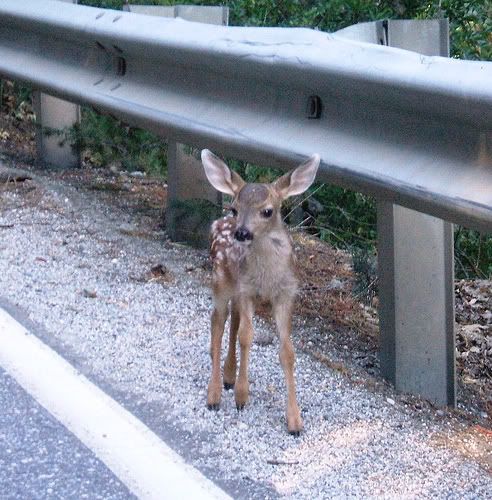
left=201, top=149, right=245, bottom=196
left=274, top=154, right=320, bottom=199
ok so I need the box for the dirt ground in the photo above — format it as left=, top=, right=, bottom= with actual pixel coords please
left=0, top=102, right=490, bottom=428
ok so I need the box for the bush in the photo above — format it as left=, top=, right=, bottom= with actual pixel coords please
left=455, top=227, right=492, bottom=279
left=416, top=0, right=492, bottom=60
left=69, top=108, right=167, bottom=175
left=0, top=80, right=33, bottom=117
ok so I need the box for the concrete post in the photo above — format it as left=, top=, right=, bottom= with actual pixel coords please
left=377, top=203, right=455, bottom=405
left=166, top=145, right=221, bottom=247
left=33, top=0, right=80, bottom=169
left=337, top=19, right=456, bottom=406
left=125, top=4, right=228, bottom=246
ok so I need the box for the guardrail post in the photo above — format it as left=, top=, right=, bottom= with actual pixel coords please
left=126, top=4, right=228, bottom=245
left=32, top=0, right=80, bottom=169
left=337, top=19, right=456, bottom=406
left=377, top=204, right=455, bottom=405
left=166, top=145, right=221, bottom=246
left=379, top=19, right=455, bottom=406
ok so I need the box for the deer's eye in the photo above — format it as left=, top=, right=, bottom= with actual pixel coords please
left=261, top=208, right=273, bottom=218
left=230, top=207, right=238, bottom=217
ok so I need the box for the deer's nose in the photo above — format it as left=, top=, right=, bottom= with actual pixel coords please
left=234, top=227, right=253, bottom=242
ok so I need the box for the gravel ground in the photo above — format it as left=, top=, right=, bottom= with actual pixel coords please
left=0, top=160, right=491, bottom=498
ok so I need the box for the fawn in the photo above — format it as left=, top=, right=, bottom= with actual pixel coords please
left=201, top=150, right=320, bottom=435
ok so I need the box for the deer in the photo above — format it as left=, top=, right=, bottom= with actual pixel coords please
left=201, top=149, right=320, bottom=435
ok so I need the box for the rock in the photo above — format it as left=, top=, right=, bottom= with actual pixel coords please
left=148, top=264, right=173, bottom=283
left=328, top=278, right=343, bottom=290
left=82, top=289, right=97, bottom=298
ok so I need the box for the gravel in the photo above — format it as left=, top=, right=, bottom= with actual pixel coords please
left=0, top=161, right=491, bottom=498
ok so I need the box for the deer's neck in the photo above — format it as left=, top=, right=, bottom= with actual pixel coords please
left=239, top=225, right=297, bottom=301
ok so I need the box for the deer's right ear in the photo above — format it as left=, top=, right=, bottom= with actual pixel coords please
left=201, top=150, right=245, bottom=197
left=274, top=154, right=320, bottom=199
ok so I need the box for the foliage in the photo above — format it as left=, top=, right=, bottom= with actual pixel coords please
left=313, top=187, right=377, bottom=250
left=78, top=0, right=125, bottom=7
left=225, top=0, right=392, bottom=30
left=455, top=226, right=492, bottom=279
left=0, top=80, right=33, bottom=118
left=415, top=0, right=492, bottom=60
left=351, top=244, right=378, bottom=303
left=68, top=108, right=167, bottom=175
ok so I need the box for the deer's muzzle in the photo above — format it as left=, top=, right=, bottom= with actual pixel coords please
left=234, top=227, right=253, bottom=242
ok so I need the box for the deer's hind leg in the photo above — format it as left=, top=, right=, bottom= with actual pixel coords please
left=223, top=298, right=239, bottom=390
left=273, top=299, right=303, bottom=435
left=207, top=292, right=229, bottom=410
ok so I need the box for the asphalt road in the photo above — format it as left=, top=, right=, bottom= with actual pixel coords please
left=0, top=365, right=134, bottom=500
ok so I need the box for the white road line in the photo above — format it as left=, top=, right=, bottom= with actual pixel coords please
left=0, top=308, right=230, bottom=500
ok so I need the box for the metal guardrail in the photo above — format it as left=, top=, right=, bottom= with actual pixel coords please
left=1, top=0, right=492, bottom=407
left=0, top=0, right=491, bottom=233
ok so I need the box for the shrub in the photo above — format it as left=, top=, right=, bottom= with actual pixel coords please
left=68, top=108, right=167, bottom=175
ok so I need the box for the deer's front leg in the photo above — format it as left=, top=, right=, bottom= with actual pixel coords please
left=207, top=300, right=228, bottom=410
left=223, top=298, right=239, bottom=390
left=273, top=299, right=303, bottom=435
left=235, top=297, right=254, bottom=410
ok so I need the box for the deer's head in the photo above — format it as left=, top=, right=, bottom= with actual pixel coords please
left=201, top=150, right=320, bottom=243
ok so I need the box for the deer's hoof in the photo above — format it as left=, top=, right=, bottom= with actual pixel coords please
left=207, top=403, right=220, bottom=411
left=287, top=408, right=303, bottom=436
left=234, top=382, right=249, bottom=410
left=224, top=381, right=235, bottom=390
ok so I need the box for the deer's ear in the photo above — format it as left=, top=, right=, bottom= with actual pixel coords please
left=201, top=150, right=245, bottom=196
left=274, top=154, right=320, bottom=199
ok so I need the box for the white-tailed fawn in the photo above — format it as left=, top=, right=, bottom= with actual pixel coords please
left=201, top=149, right=320, bottom=435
